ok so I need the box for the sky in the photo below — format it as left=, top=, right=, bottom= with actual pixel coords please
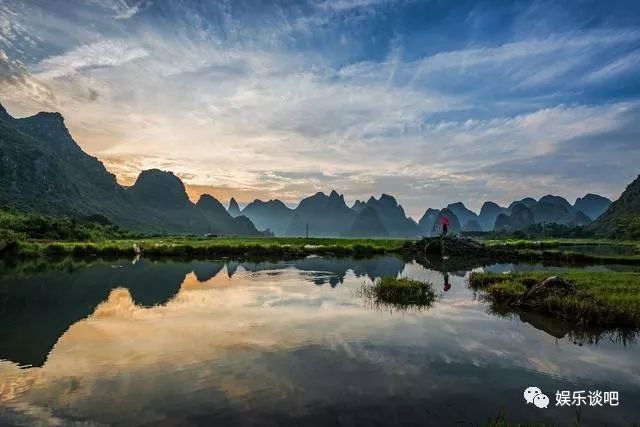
left=1, top=0, right=639, bottom=217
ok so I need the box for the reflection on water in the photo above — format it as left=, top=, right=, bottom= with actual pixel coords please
left=0, top=256, right=639, bottom=426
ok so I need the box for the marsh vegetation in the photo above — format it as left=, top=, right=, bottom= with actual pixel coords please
left=469, top=271, right=640, bottom=329
left=359, top=277, right=437, bottom=311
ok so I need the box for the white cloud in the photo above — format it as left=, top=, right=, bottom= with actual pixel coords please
left=2, top=2, right=640, bottom=216
left=35, top=40, right=149, bottom=79
left=84, top=0, right=153, bottom=19
left=585, top=49, right=640, bottom=82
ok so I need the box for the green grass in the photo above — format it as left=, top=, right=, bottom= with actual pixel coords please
left=482, top=237, right=639, bottom=250
left=479, top=237, right=640, bottom=264
left=469, top=271, right=640, bottom=328
left=7, top=236, right=407, bottom=260
left=359, top=277, right=437, bottom=310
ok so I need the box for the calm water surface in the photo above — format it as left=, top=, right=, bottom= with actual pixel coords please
left=0, top=256, right=639, bottom=426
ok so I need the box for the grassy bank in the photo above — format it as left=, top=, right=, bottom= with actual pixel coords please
left=4, top=236, right=408, bottom=260
left=512, top=248, right=640, bottom=265
left=469, top=271, right=640, bottom=328
left=359, top=277, right=437, bottom=310
left=482, top=237, right=639, bottom=250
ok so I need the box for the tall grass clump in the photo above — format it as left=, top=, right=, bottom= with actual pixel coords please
left=360, top=277, right=437, bottom=311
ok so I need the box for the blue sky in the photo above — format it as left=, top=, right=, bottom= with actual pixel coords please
left=1, top=0, right=639, bottom=216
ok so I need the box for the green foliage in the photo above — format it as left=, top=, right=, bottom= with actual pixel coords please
left=0, top=207, right=131, bottom=242
left=589, top=175, right=640, bottom=239
left=466, top=222, right=594, bottom=239
left=469, top=271, right=640, bottom=328
left=593, top=214, right=640, bottom=240
left=360, top=277, right=437, bottom=310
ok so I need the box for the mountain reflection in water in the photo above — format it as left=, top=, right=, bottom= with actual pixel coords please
left=0, top=256, right=638, bottom=426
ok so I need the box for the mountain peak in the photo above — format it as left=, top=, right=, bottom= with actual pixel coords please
left=197, top=193, right=224, bottom=207
left=196, top=194, right=228, bottom=215
left=448, top=201, right=466, bottom=209
left=16, top=109, right=76, bottom=148
left=130, top=169, right=190, bottom=208
left=378, top=193, right=397, bottom=206
left=0, top=103, right=11, bottom=121
left=228, top=197, right=241, bottom=217
left=480, top=201, right=502, bottom=212
left=33, top=111, right=65, bottom=123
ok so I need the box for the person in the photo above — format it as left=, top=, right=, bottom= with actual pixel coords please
left=443, top=272, right=451, bottom=292
left=441, top=215, right=450, bottom=236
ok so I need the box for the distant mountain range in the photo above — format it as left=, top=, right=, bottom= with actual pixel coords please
left=0, top=103, right=624, bottom=238
left=234, top=190, right=612, bottom=237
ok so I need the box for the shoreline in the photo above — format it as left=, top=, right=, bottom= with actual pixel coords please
left=2, top=236, right=640, bottom=266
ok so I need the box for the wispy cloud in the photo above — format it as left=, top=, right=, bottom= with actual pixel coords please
left=585, top=49, right=640, bottom=82
left=35, top=40, right=148, bottom=79
left=84, top=0, right=153, bottom=19
left=1, top=0, right=639, bottom=215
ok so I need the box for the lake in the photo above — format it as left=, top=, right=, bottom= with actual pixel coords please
left=0, top=256, right=639, bottom=426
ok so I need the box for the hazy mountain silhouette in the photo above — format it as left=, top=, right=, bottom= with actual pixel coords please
left=344, top=206, right=388, bottom=237
left=464, top=219, right=482, bottom=232
left=418, top=208, right=439, bottom=236
left=569, top=211, right=593, bottom=226
left=500, top=195, right=600, bottom=228
left=363, top=194, right=420, bottom=237
left=590, top=175, right=640, bottom=239
left=447, top=202, right=479, bottom=231
left=351, top=200, right=366, bottom=213
left=0, top=104, right=261, bottom=235
left=495, top=202, right=535, bottom=231
left=478, top=202, right=508, bottom=231
left=227, top=197, right=242, bottom=217
left=508, top=197, right=537, bottom=210
left=196, top=194, right=260, bottom=235
left=574, top=194, right=612, bottom=220
left=286, top=191, right=355, bottom=236
left=241, top=199, right=293, bottom=235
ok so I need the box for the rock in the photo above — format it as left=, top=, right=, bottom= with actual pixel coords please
left=407, top=235, right=513, bottom=258
left=521, top=276, right=576, bottom=301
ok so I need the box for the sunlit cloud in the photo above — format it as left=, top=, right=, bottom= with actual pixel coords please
left=1, top=0, right=639, bottom=216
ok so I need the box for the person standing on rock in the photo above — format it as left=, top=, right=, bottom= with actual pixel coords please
left=441, top=215, right=450, bottom=236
